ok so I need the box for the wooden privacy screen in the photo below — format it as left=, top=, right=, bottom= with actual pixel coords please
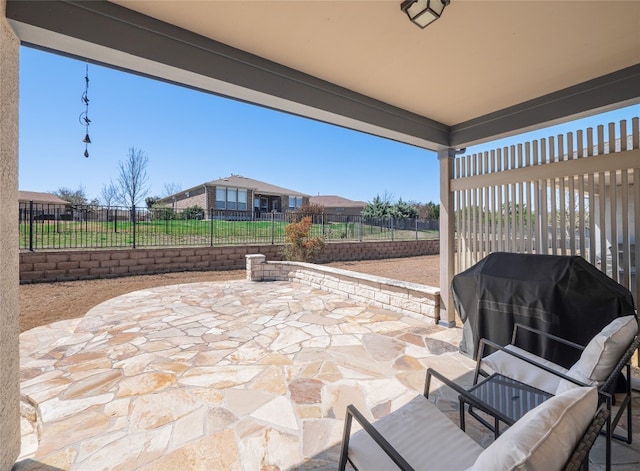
left=452, top=118, right=640, bottom=302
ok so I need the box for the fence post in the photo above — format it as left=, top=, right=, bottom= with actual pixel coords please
left=210, top=208, right=214, bottom=247
left=359, top=216, right=362, bottom=242
left=29, top=200, right=34, bottom=251
left=415, top=216, right=418, bottom=240
left=391, top=217, right=394, bottom=241
left=271, top=211, right=275, bottom=245
left=132, top=204, right=136, bottom=249
left=345, top=216, right=349, bottom=240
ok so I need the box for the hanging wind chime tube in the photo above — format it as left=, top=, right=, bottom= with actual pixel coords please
left=80, top=63, right=91, bottom=158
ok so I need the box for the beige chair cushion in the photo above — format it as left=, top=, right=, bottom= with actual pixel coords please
left=556, top=315, right=638, bottom=394
left=481, top=345, right=568, bottom=394
left=348, top=394, right=483, bottom=471
left=469, top=386, right=597, bottom=471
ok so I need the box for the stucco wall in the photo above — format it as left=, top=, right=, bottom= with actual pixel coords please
left=19, top=240, right=439, bottom=284
left=1, top=1, right=21, bottom=466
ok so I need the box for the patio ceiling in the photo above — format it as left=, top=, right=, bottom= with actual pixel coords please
left=6, top=0, right=640, bottom=151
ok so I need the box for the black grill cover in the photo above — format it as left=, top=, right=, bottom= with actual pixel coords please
left=453, top=253, right=636, bottom=368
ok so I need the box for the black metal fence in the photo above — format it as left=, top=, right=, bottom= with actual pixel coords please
left=19, top=202, right=439, bottom=251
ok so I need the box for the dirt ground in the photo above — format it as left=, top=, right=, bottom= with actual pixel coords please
left=19, top=255, right=440, bottom=333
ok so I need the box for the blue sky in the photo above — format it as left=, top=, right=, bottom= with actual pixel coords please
left=19, top=46, right=639, bottom=206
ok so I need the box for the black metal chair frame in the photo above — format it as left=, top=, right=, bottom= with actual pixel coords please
left=338, top=368, right=608, bottom=471
left=473, top=323, right=640, bottom=471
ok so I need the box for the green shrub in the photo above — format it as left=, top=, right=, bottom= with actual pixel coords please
left=182, top=205, right=204, bottom=220
left=151, top=205, right=176, bottom=220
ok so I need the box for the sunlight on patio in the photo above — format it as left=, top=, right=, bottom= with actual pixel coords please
left=15, top=280, right=472, bottom=470
left=15, top=279, right=639, bottom=470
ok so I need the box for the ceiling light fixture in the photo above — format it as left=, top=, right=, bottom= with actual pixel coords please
left=401, top=0, right=450, bottom=29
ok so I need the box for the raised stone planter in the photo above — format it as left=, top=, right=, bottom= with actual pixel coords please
left=246, top=254, right=440, bottom=323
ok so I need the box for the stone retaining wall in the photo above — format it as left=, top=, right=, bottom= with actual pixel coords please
left=246, top=254, right=440, bottom=323
left=19, top=239, right=438, bottom=283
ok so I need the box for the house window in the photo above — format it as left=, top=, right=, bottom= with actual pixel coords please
left=216, top=187, right=248, bottom=210
left=216, top=187, right=226, bottom=209
left=238, top=189, right=248, bottom=210
left=227, top=188, right=237, bottom=210
left=289, top=196, right=303, bottom=210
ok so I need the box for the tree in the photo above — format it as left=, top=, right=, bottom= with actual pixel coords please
left=361, top=194, right=392, bottom=218
left=55, top=186, right=89, bottom=206
left=145, top=196, right=160, bottom=209
left=162, top=182, right=182, bottom=197
left=414, top=201, right=440, bottom=219
left=390, top=198, right=417, bottom=218
left=100, top=181, right=118, bottom=207
left=116, top=147, right=150, bottom=207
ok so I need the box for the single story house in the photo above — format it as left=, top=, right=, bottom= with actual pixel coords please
left=159, top=174, right=310, bottom=217
left=309, top=195, right=366, bottom=217
left=18, top=190, right=69, bottom=222
left=19, top=190, right=68, bottom=207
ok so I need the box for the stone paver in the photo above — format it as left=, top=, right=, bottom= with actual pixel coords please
left=14, top=280, right=640, bottom=470
left=15, top=281, right=475, bottom=470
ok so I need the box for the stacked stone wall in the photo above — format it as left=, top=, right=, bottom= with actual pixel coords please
left=246, top=254, right=440, bottom=322
left=19, top=239, right=438, bottom=283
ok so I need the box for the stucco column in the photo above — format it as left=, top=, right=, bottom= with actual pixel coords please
left=438, top=149, right=456, bottom=327
left=0, top=0, right=21, bottom=468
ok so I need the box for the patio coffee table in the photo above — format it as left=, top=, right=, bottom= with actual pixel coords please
left=460, top=373, right=553, bottom=439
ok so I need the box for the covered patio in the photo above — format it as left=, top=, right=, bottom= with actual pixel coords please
left=14, top=277, right=639, bottom=469
left=1, top=1, right=639, bottom=469
left=15, top=279, right=468, bottom=469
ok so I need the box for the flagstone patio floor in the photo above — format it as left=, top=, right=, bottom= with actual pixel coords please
left=14, top=280, right=640, bottom=470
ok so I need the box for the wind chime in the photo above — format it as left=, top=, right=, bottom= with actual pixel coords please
left=80, top=63, right=91, bottom=158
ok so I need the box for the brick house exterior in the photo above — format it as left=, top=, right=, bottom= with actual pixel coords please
left=158, top=175, right=310, bottom=217
left=309, top=195, right=366, bottom=217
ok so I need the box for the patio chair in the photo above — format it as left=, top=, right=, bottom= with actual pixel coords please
left=473, top=314, right=639, bottom=471
left=339, top=368, right=607, bottom=471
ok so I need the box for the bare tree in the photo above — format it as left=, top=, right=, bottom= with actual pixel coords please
left=116, top=147, right=150, bottom=207
left=100, top=181, right=118, bottom=207
left=54, top=186, right=89, bottom=206
left=162, top=182, right=182, bottom=198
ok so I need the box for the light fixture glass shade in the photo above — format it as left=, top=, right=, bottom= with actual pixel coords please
left=414, top=10, right=437, bottom=28
left=405, top=0, right=428, bottom=19
left=401, top=0, right=449, bottom=29
left=431, top=0, right=447, bottom=16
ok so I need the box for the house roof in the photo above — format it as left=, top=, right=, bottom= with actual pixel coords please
left=209, top=175, right=309, bottom=197
left=7, top=1, right=639, bottom=151
left=163, top=175, right=309, bottom=201
left=310, top=195, right=367, bottom=208
left=18, top=191, right=68, bottom=205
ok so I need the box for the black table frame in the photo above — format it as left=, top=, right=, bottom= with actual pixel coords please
left=460, top=373, right=553, bottom=439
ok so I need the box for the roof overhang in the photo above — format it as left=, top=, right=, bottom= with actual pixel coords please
left=6, top=1, right=640, bottom=151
